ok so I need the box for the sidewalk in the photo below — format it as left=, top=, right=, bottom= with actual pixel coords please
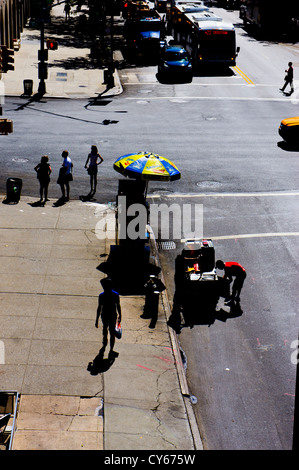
left=1, top=3, right=123, bottom=99
left=0, top=195, right=202, bottom=451
left=0, top=4, right=202, bottom=452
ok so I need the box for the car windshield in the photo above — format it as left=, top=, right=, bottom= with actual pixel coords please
left=165, top=51, right=188, bottom=62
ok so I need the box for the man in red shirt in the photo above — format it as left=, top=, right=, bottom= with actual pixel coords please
left=215, top=260, right=246, bottom=304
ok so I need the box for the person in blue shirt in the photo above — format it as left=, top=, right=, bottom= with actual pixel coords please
left=95, top=278, right=121, bottom=359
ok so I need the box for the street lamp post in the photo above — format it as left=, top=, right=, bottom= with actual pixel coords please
left=38, top=3, right=47, bottom=95
left=107, top=0, right=114, bottom=88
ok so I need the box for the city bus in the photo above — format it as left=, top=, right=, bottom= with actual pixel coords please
left=124, top=10, right=165, bottom=56
left=169, top=5, right=239, bottom=67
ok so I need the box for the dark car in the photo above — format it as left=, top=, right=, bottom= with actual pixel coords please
left=158, top=45, right=193, bottom=81
left=279, top=117, right=299, bottom=144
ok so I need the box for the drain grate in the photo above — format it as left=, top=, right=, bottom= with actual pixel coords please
left=157, top=241, right=176, bottom=250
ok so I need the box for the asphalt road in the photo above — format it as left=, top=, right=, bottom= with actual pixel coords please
left=1, top=7, right=298, bottom=450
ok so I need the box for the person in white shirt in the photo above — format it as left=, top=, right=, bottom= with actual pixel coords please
left=58, top=150, right=73, bottom=201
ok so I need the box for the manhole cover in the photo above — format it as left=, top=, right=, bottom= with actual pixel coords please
left=157, top=241, right=176, bottom=250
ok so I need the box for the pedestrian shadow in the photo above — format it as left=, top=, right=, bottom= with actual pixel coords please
left=53, top=197, right=66, bottom=207
left=28, top=200, right=46, bottom=207
left=87, top=350, right=119, bottom=375
left=2, top=198, right=19, bottom=205
left=79, top=192, right=96, bottom=202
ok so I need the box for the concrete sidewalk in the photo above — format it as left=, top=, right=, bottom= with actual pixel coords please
left=1, top=3, right=123, bottom=99
left=0, top=3, right=202, bottom=452
left=0, top=195, right=202, bottom=450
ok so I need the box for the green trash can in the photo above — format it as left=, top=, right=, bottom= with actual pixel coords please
left=6, top=177, right=22, bottom=203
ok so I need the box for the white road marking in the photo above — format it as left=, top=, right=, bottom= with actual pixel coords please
left=126, top=96, right=299, bottom=102
left=181, top=232, right=299, bottom=243
left=148, top=191, right=299, bottom=242
left=149, top=191, right=299, bottom=198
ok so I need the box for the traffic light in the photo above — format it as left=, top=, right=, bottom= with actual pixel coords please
left=0, top=46, right=14, bottom=73
left=38, top=62, right=48, bottom=80
left=46, top=39, right=58, bottom=50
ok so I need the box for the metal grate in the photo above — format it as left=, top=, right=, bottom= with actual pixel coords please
left=157, top=241, right=176, bottom=250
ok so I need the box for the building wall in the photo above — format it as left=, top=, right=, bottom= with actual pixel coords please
left=0, top=0, right=31, bottom=48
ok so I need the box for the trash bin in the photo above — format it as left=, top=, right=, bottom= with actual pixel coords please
left=103, top=69, right=114, bottom=88
left=23, top=79, right=33, bottom=96
left=6, top=177, right=22, bottom=203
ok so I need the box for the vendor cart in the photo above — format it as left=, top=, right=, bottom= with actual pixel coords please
left=174, top=239, right=229, bottom=320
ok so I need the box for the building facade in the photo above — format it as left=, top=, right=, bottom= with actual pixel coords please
left=0, top=0, right=31, bottom=48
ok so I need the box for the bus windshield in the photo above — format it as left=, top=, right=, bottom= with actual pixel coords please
left=138, top=21, right=162, bottom=31
left=199, top=30, right=235, bottom=55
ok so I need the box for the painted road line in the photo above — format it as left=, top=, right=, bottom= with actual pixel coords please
left=233, top=66, right=255, bottom=85
left=126, top=96, right=299, bottom=102
left=181, top=232, right=299, bottom=243
left=123, top=82, right=249, bottom=86
left=149, top=191, right=299, bottom=199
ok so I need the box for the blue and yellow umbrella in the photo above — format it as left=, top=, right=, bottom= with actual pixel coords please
left=113, top=152, right=181, bottom=182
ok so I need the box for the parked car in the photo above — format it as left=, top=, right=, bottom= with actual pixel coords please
left=158, top=45, right=193, bottom=81
left=279, top=117, right=299, bottom=144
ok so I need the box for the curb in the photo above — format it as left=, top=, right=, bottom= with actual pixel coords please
left=147, top=225, right=204, bottom=451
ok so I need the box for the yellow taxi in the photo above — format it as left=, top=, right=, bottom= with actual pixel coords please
left=279, top=117, right=299, bottom=143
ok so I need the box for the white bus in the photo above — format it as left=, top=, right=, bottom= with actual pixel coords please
left=169, top=5, right=239, bottom=67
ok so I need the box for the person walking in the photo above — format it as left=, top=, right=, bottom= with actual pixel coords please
left=215, top=260, right=246, bottom=304
left=141, top=275, right=165, bottom=329
left=34, top=155, right=52, bottom=205
left=95, top=278, right=121, bottom=360
left=84, top=145, right=104, bottom=196
left=280, top=62, right=294, bottom=95
left=57, top=150, right=73, bottom=201
left=64, top=2, right=71, bottom=20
